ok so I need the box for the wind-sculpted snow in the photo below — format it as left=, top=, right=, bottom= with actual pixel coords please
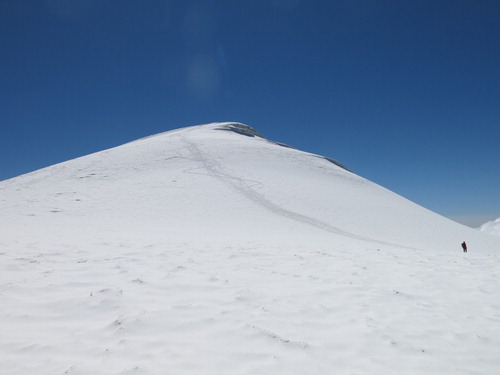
left=1, top=122, right=500, bottom=375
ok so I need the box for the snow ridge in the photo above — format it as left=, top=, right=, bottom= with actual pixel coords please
left=214, top=122, right=350, bottom=171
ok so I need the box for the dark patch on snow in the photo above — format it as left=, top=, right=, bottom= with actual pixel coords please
left=321, top=157, right=351, bottom=172
left=216, top=123, right=293, bottom=149
left=274, top=142, right=293, bottom=149
left=215, top=123, right=264, bottom=138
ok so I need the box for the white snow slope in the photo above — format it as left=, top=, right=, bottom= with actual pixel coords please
left=1, top=122, right=500, bottom=375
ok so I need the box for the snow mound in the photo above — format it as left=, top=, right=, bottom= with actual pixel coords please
left=479, top=218, right=500, bottom=236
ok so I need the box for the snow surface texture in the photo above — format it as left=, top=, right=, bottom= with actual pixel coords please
left=1, top=122, right=500, bottom=375
left=479, top=218, right=500, bottom=236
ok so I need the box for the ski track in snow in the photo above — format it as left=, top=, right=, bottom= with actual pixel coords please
left=180, top=130, right=405, bottom=249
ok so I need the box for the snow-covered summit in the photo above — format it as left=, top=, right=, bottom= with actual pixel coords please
left=1, top=121, right=495, bottom=251
left=1, top=122, right=500, bottom=375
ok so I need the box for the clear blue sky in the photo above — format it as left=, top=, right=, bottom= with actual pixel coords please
left=2, top=0, right=499, bottom=226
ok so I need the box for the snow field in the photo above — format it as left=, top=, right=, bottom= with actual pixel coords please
left=2, top=239, right=500, bottom=374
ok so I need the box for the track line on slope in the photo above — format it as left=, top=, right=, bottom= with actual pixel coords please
left=180, top=132, right=403, bottom=247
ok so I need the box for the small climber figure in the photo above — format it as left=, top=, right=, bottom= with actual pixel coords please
left=461, top=241, right=467, bottom=253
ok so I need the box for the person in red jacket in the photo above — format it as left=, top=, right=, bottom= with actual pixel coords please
left=461, top=241, right=467, bottom=253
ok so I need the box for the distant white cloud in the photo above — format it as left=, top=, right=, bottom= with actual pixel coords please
left=186, top=54, right=221, bottom=102
left=479, top=218, right=500, bottom=236
left=181, top=2, right=222, bottom=102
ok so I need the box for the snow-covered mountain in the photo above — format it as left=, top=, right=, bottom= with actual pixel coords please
left=1, top=122, right=500, bottom=375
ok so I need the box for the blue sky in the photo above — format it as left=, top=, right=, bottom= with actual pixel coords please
left=2, top=0, right=499, bottom=226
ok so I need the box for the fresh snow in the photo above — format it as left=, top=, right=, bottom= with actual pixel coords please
left=1, top=122, right=500, bottom=375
